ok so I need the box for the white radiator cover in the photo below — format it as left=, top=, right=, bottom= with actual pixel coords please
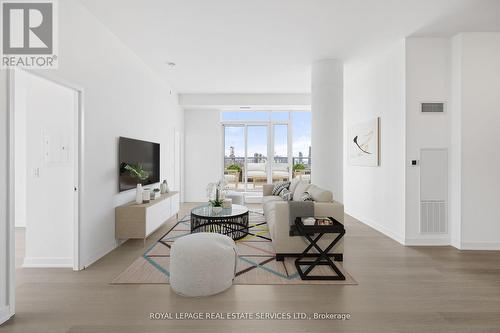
left=420, top=201, right=447, bottom=233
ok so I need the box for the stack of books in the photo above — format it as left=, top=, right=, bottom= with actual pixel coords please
left=301, top=217, right=333, bottom=226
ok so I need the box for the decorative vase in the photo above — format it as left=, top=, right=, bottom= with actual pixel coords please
left=135, top=184, right=143, bottom=204
left=160, top=180, right=169, bottom=194
left=222, top=198, right=232, bottom=209
left=212, top=206, right=223, bottom=214
left=142, top=189, right=150, bottom=204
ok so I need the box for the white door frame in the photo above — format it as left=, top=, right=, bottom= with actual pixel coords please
left=6, top=68, right=84, bottom=319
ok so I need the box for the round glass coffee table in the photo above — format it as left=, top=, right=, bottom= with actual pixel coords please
left=190, top=204, right=249, bottom=240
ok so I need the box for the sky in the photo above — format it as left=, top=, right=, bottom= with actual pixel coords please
left=223, top=111, right=311, bottom=160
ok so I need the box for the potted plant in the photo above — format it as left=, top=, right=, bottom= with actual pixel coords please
left=151, top=188, right=161, bottom=200
left=227, top=164, right=242, bottom=173
left=226, top=164, right=242, bottom=181
left=293, top=163, right=306, bottom=172
left=207, top=179, right=227, bottom=214
left=209, top=197, right=224, bottom=214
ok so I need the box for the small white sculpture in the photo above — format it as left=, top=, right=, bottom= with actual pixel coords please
left=160, top=180, right=170, bottom=194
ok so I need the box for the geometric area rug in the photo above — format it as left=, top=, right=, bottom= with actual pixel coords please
left=112, top=211, right=357, bottom=285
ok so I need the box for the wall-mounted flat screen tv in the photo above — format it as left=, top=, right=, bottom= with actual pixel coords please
left=119, top=137, right=160, bottom=192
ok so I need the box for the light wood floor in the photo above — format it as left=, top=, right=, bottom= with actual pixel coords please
left=2, top=203, right=500, bottom=333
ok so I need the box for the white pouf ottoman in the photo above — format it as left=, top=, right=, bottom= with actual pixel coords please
left=170, top=232, right=237, bottom=297
left=225, top=191, right=245, bottom=205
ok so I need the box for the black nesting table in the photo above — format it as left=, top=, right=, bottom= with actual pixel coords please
left=293, top=216, right=346, bottom=280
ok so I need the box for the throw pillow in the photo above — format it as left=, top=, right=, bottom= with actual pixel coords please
left=292, top=180, right=310, bottom=201
left=279, top=189, right=293, bottom=201
left=301, top=191, right=314, bottom=201
left=307, top=184, right=333, bottom=202
left=289, top=178, right=300, bottom=194
left=272, top=181, right=290, bottom=196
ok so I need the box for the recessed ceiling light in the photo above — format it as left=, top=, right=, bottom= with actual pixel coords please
left=166, top=61, right=176, bottom=68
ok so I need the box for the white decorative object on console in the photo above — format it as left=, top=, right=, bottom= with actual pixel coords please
left=135, top=184, right=143, bottom=204
left=142, top=189, right=150, bottom=203
left=160, top=180, right=169, bottom=194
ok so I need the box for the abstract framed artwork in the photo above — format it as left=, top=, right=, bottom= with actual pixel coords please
left=348, top=117, right=380, bottom=166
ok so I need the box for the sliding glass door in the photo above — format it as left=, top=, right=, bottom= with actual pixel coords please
left=246, top=125, right=268, bottom=191
left=224, top=126, right=245, bottom=190
left=223, top=124, right=275, bottom=192
left=271, top=124, right=290, bottom=184
left=222, top=111, right=310, bottom=193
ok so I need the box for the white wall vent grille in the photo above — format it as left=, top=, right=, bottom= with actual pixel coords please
left=420, top=201, right=447, bottom=233
left=421, top=102, right=445, bottom=113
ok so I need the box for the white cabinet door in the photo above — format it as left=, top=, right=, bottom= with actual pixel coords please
left=146, top=198, right=171, bottom=236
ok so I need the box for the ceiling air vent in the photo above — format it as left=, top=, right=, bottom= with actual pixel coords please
left=421, top=102, right=445, bottom=113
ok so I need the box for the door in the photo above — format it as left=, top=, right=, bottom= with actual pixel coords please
left=223, top=125, right=245, bottom=190
left=271, top=124, right=290, bottom=184
left=246, top=125, right=268, bottom=191
left=18, top=70, right=78, bottom=268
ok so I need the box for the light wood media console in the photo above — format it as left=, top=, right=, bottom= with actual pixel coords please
left=115, top=191, right=180, bottom=245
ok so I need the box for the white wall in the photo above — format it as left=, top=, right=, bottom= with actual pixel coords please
left=452, top=33, right=500, bottom=249
left=0, top=70, right=10, bottom=322
left=344, top=41, right=406, bottom=243
left=184, top=109, right=222, bottom=202
left=3, top=0, right=184, bottom=268
left=179, top=93, right=310, bottom=109
left=404, top=38, right=450, bottom=245
left=13, top=71, right=27, bottom=228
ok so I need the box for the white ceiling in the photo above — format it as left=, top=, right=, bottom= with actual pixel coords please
left=79, top=0, right=500, bottom=93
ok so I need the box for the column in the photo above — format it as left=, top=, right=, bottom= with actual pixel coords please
left=311, top=59, right=343, bottom=203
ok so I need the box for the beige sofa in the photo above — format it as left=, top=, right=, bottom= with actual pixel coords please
left=262, top=180, right=344, bottom=261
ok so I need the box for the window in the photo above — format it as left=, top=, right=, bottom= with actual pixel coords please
left=292, top=112, right=311, bottom=181
left=222, top=111, right=311, bottom=192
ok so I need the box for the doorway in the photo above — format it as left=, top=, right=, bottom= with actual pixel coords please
left=9, top=69, right=82, bottom=272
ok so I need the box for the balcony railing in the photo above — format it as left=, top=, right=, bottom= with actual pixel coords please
left=224, top=156, right=311, bottom=189
left=224, top=157, right=311, bottom=168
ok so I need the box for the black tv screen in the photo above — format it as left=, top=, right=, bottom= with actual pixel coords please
left=119, top=137, right=160, bottom=192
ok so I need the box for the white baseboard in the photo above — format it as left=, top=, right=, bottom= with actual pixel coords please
left=345, top=210, right=405, bottom=245
left=450, top=238, right=462, bottom=249
left=81, top=239, right=124, bottom=269
left=404, top=238, right=450, bottom=246
left=22, top=257, right=73, bottom=268
left=459, top=241, right=500, bottom=250
left=0, top=306, right=12, bottom=326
